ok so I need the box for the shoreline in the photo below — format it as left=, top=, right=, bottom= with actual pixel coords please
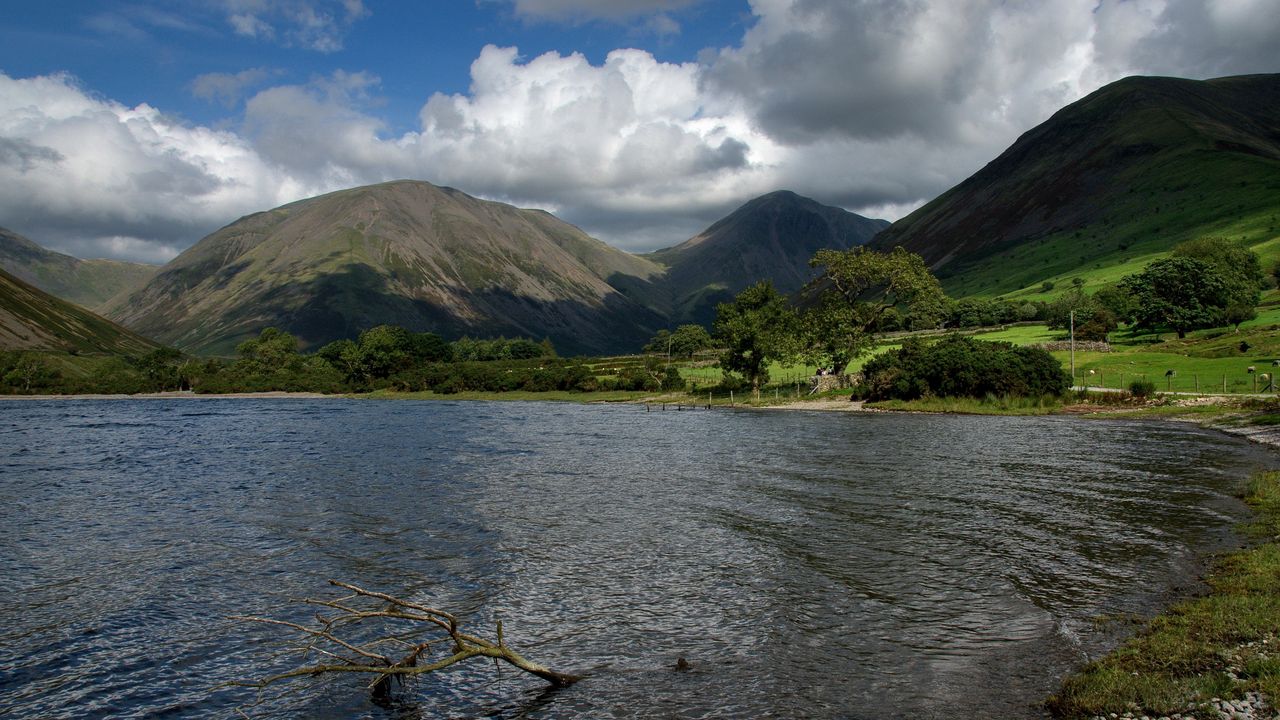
left=0, top=390, right=336, bottom=400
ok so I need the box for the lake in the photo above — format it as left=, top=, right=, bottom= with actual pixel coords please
left=0, top=399, right=1273, bottom=719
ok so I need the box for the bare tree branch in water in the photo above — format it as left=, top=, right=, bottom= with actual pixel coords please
left=229, top=580, right=581, bottom=705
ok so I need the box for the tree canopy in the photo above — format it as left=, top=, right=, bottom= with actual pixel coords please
left=1119, top=256, right=1229, bottom=338
left=798, top=246, right=945, bottom=372
left=1172, top=236, right=1266, bottom=330
left=713, top=280, right=796, bottom=394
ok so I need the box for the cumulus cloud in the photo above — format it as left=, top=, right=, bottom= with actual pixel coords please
left=0, top=72, right=315, bottom=261
left=3, top=0, right=1278, bottom=262
left=223, top=0, right=370, bottom=52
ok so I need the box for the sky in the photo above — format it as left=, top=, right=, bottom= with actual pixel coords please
left=1, top=0, right=1277, bottom=264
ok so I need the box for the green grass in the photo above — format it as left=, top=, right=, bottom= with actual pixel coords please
left=945, top=150, right=1280, bottom=300
left=362, top=388, right=654, bottom=403
left=1048, top=470, right=1280, bottom=718
left=865, top=394, right=1064, bottom=415
left=971, top=324, right=1061, bottom=344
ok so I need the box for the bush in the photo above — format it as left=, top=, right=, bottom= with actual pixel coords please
left=861, top=335, right=1070, bottom=401
left=1129, top=379, right=1156, bottom=398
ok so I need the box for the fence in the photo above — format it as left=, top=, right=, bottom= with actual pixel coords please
left=1074, top=369, right=1280, bottom=395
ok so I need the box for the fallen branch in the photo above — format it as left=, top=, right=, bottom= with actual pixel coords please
left=230, top=580, right=581, bottom=700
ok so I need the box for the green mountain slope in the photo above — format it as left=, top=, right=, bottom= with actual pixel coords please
left=0, top=267, right=162, bottom=354
left=0, top=227, right=158, bottom=310
left=872, top=73, right=1280, bottom=298
left=103, top=180, right=668, bottom=356
left=646, top=190, right=889, bottom=325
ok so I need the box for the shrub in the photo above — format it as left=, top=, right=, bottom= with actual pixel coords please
left=860, top=335, right=1070, bottom=401
left=1129, top=379, right=1156, bottom=398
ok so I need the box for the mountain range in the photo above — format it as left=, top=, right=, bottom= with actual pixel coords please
left=85, top=183, right=882, bottom=355
left=2, top=72, right=1278, bottom=356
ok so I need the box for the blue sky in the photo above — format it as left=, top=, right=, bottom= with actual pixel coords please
left=1, top=1, right=749, bottom=133
left=1, top=0, right=1277, bottom=262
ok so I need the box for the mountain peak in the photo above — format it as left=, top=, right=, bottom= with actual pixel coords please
left=646, top=190, right=889, bottom=324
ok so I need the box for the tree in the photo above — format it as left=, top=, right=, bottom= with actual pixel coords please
left=647, top=324, right=713, bottom=359
left=798, top=246, right=945, bottom=373
left=408, top=332, right=454, bottom=363
left=2, top=352, right=58, bottom=393
left=236, top=328, right=302, bottom=372
left=1044, top=288, right=1117, bottom=341
left=1119, top=256, right=1229, bottom=338
left=1174, top=237, right=1265, bottom=330
left=357, top=325, right=412, bottom=378
left=1093, top=285, right=1136, bottom=324
left=136, top=347, right=187, bottom=391
left=713, top=280, right=797, bottom=396
left=317, top=338, right=365, bottom=385
left=860, top=335, right=1070, bottom=401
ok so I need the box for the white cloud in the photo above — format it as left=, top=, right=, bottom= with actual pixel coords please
left=0, top=72, right=315, bottom=261
left=3, top=0, right=1277, bottom=262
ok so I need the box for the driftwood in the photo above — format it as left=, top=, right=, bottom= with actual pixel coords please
left=230, top=580, right=580, bottom=701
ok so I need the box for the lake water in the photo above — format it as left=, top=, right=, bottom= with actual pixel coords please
left=0, top=399, right=1274, bottom=719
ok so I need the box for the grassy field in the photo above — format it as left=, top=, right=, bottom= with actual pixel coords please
left=1048, top=470, right=1280, bottom=718
left=864, top=394, right=1064, bottom=415
left=363, top=388, right=653, bottom=403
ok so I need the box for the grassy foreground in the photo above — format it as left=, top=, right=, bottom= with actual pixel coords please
left=1047, top=470, right=1280, bottom=718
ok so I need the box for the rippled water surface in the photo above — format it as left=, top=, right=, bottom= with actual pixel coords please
left=1, top=399, right=1275, bottom=719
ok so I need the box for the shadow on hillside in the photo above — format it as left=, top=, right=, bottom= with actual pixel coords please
left=207, top=264, right=667, bottom=356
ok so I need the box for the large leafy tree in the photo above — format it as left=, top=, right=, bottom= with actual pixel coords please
left=1172, top=237, right=1266, bottom=329
left=236, top=327, right=302, bottom=372
left=1119, top=256, right=1229, bottom=338
left=799, top=246, right=945, bottom=373
left=713, top=280, right=797, bottom=395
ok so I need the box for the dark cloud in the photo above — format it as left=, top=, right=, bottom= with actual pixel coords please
left=0, top=138, right=64, bottom=172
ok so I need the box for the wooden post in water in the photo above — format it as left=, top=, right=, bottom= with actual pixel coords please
left=730, top=390, right=734, bottom=406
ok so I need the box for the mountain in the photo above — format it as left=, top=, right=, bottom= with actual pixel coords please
left=871, top=73, right=1280, bottom=297
left=646, top=190, right=889, bottom=325
left=0, top=227, right=157, bottom=310
left=103, top=180, right=667, bottom=356
left=0, top=266, right=162, bottom=355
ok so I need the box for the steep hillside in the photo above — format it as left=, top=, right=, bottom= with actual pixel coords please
left=0, top=267, right=162, bottom=354
left=0, top=227, right=157, bottom=309
left=646, top=190, right=888, bottom=325
left=104, top=180, right=667, bottom=355
left=872, top=73, right=1280, bottom=298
